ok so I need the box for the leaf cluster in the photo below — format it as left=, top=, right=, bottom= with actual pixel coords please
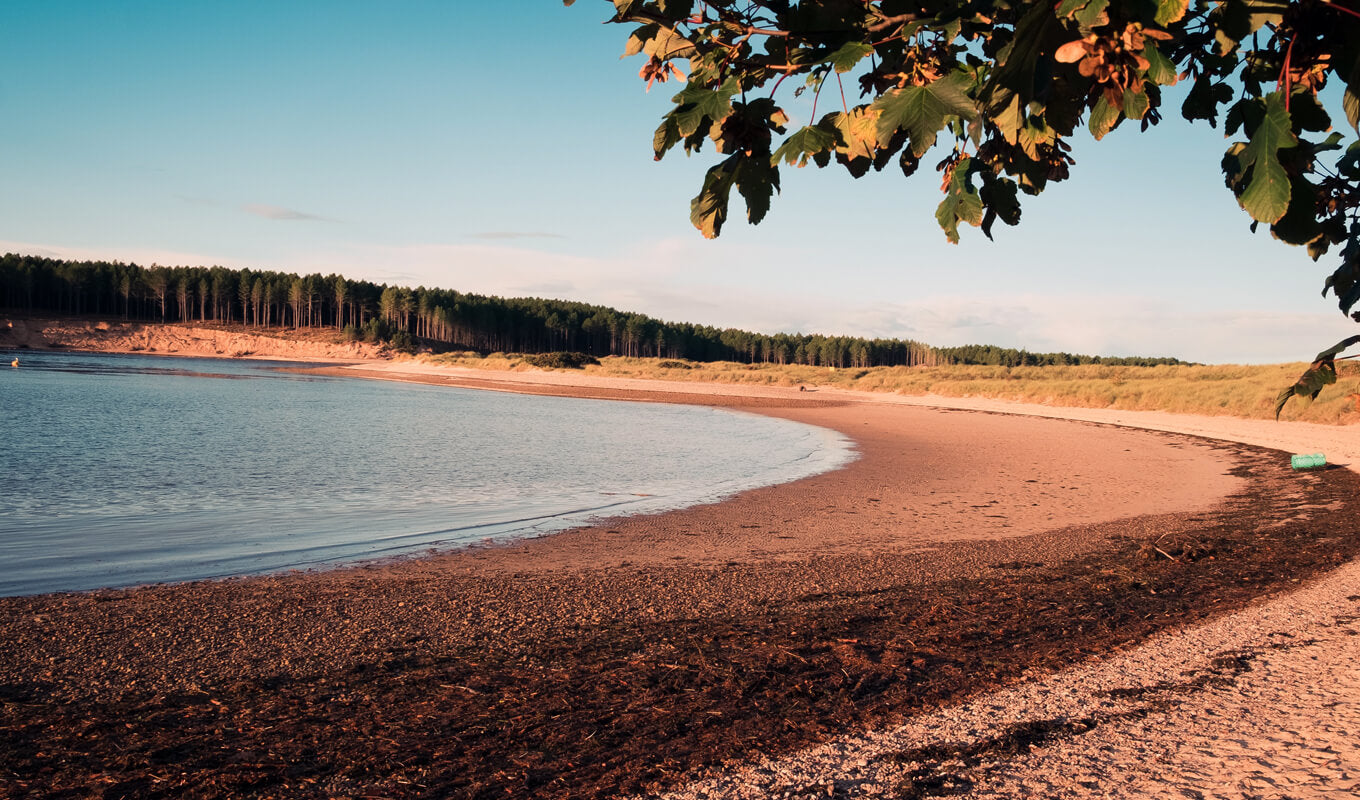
left=572, top=0, right=1360, bottom=414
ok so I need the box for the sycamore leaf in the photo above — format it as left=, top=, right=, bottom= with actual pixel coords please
left=690, top=159, right=736, bottom=239
left=872, top=72, right=976, bottom=157
left=1154, top=0, right=1189, bottom=25
left=670, top=77, right=740, bottom=138
left=1346, top=58, right=1360, bottom=131
left=1181, top=77, right=1235, bottom=127
left=1323, top=238, right=1360, bottom=315
left=771, top=125, right=836, bottom=167
left=982, top=1, right=1060, bottom=114
left=825, top=107, right=880, bottom=163
left=980, top=175, right=1021, bottom=239
left=1055, top=0, right=1090, bottom=16
left=734, top=156, right=780, bottom=225
left=622, top=24, right=658, bottom=58
left=692, top=154, right=779, bottom=237
left=1274, top=335, right=1360, bottom=419
left=1089, top=95, right=1121, bottom=140
left=1074, top=0, right=1111, bottom=27
left=653, top=117, right=682, bottom=159
left=1143, top=44, right=1177, bottom=85
left=1122, top=88, right=1151, bottom=120
left=1212, top=0, right=1288, bottom=56
left=828, top=41, right=873, bottom=74
left=935, top=158, right=984, bottom=244
left=1232, top=92, right=1297, bottom=224
left=644, top=26, right=695, bottom=60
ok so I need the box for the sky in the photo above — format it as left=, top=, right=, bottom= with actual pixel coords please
left=3, top=0, right=1357, bottom=364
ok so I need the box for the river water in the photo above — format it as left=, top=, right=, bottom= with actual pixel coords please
left=0, top=350, right=853, bottom=596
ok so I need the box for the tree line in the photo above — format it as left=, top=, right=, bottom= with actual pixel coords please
left=0, top=253, right=1183, bottom=367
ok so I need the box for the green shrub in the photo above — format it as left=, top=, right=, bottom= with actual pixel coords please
left=523, top=351, right=600, bottom=369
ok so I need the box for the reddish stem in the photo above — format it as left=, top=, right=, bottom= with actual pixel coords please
left=1279, top=32, right=1296, bottom=111
left=769, top=70, right=791, bottom=98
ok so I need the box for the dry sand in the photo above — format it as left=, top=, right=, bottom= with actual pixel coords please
left=346, top=363, right=1360, bottom=800
left=3, top=342, right=1357, bottom=798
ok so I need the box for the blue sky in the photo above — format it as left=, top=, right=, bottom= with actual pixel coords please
left=3, top=0, right=1356, bottom=363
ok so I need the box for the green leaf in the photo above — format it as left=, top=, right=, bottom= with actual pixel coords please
left=828, top=41, right=873, bottom=74
left=691, top=154, right=780, bottom=237
left=1056, top=0, right=1090, bottom=17
left=1232, top=93, right=1297, bottom=224
left=653, top=117, right=682, bottom=159
left=670, top=77, right=740, bottom=138
left=1143, top=44, right=1177, bottom=85
left=1073, top=0, right=1111, bottom=28
left=1088, top=95, right=1120, bottom=140
left=642, top=26, right=695, bottom=60
left=1269, top=175, right=1324, bottom=246
left=992, top=95, right=1025, bottom=145
left=980, top=174, right=1021, bottom=239
left=1288, top=91, right=1331, bottom=133
left=1182, top=75, right=1234, bottom=126
left=1212, top=0, right=1288, bottom=56
left=1154, top=0, right=1189, bottom=25
left=1323, top=236, right=1360, bottom=315
left=1345, top=57, right=1360, bottom=131
left=825, top=107, right=881, bottom=163
left=771, top=125, right=837, bottom=168
left=1122, top=88, right=1150, bottom=120
left=982, top=1, right=1061, bottom=114
left=872, top=72, right=977, bottom=157
left=734, top=156, right=780, bottom=225
left=1274, top=335, right=1360, bottom=419
left=690, top=159, right=736, bottom=239
left=622, top=24, right=658, bottom=58
left=935, top=158, right=984, bottom=244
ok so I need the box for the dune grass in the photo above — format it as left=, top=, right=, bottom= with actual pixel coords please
left=419, top=351, right=1360, bottom=425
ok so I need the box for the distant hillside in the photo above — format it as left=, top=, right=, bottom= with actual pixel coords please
left=0, top=253, right=1187, bottom=368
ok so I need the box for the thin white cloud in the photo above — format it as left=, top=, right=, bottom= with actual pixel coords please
left=468, top=231, right=566, bottom=240
left=242, top=203, right=331, bottom=222
left=0, top=239, right=252, bottom=269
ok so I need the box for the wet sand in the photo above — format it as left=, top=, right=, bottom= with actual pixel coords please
left=2, top=365, right=1357, bottom=798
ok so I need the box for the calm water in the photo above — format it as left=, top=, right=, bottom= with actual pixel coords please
left=0, top=350, right=852, bottom=596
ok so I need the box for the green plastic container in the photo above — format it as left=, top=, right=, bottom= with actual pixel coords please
left=1291, top=453, right=1326, bottom=470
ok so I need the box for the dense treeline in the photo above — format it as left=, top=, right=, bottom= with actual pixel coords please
left=0, top=253, right=1185, bottom=367
left=933, top=344, right=1183, bottom=368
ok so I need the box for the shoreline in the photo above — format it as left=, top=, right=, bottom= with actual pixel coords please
left=3, top=354, right=1359, bottom=797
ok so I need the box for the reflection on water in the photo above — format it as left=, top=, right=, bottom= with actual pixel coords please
left=0, top=350, right=853, bottom=596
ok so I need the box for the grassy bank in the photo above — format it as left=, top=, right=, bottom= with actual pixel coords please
left=422, top=352, right=1360, bottom=425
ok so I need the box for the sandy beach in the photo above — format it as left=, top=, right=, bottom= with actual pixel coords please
left=2, top=354, right=1359, bottom=798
